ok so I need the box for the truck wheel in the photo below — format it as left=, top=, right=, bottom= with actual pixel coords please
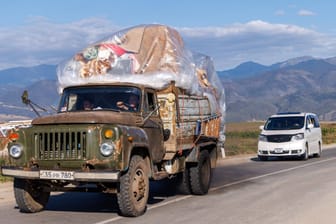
left=175, top=167, right=191, bottom=194
left=117, top=155, right=149, bottom=217
left=13, top=178, right=50, bottom=213
left=190, top=150, right=211, bottom=195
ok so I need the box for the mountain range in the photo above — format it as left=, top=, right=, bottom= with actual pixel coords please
left=1, top=56, right=336, bottom=123
left=219, top=56, right=336, bottom=122
left=0, top=64, right=58, bottom=121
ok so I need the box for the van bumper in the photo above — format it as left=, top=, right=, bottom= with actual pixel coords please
left=258, top=141, right=305, bottom=157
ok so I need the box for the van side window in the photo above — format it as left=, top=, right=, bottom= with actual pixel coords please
left=312, top=115, right=320, bottom=128
left=307, top=115, right=320, bottom=128
left=306, top=116, right=313, bottom=128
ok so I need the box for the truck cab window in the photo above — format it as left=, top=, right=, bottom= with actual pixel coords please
left=144, top=91, right=156, bottom=114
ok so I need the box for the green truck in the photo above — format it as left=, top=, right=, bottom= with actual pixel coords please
left=1, top=81, right=222, bottom=217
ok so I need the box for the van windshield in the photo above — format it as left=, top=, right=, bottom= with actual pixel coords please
left=264, top=116, right=304, bottom=130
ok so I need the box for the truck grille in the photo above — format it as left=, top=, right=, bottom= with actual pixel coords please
left=34, top=131, right=87, bottom=160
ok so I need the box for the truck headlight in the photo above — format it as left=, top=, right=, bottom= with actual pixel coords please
left=9, top=144, right=23, bottom=158
left=100, top=142, right=115, bottom=156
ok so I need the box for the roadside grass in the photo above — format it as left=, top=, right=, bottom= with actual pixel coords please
left=0, top=156, right=12, bottom=182
left=321, top=122, right=336, bottom=144
left=224, top=122, right=264, bottom=156
left=224, top=121, right=336, bottom=157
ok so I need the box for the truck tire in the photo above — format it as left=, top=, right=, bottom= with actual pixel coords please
left=175, top=167, right=191, bottom=194
left=117, top=155, right=149, bottom=217
left=190, top=150, right=211, bottom=195
left=13, top=178, right=50, bottom=213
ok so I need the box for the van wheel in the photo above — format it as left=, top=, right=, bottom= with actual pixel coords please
left=301, top=144, right=309, bottom=160
left=190, top=150, right=211, bottom=195
left=13, top=178, right=50, bottom=213
left=315, top=143, right=322, bottom=158
left=117, top=155, right=149, bottom=217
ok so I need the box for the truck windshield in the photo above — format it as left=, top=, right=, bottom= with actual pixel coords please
left=58, top=86, right=141, bottom=112
left=264, top=116, right=304, bottom=130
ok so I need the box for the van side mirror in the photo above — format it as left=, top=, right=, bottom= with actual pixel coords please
left=259, top=125, right=264, bottom=131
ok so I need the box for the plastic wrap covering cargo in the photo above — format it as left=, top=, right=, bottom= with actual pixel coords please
left=57, top=24, right=225, bottom=140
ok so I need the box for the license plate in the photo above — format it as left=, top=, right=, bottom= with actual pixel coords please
left=40, top=170, right=74, bottom=180
left=274, top=148, right=283, bottom=153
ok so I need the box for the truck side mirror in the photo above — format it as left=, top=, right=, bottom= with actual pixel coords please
left=20, top=90, right=47, bottom=117
left=21, top=90, right=30, bottom=105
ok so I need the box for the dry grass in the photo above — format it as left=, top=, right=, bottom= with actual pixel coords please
left=321, top=122, right=336, bottom=144
left=224, top=121, right=336, bottom=156
left=224, top=122, right=263, bottom=156
left=0, top=156, right=12, bottom=182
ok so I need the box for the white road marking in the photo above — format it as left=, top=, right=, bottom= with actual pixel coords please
left=94, top=157, right=336, bottom=224
left=211, top=157, right=336, bottom=191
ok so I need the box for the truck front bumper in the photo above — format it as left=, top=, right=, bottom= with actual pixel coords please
left=1, top=167, right=120, bottom=182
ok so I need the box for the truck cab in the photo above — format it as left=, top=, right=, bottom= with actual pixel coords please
left=56, top=83, right=166, bottom=164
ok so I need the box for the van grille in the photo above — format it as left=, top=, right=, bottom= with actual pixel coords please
left=34, top=131, right=87, bottom=160
left=267, top=135, right=292, bottom=143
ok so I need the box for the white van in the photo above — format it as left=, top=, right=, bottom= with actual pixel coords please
left=258, top=112, right=322, bottom=161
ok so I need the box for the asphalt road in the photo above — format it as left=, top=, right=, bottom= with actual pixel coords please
left=1, top=145, right=336, bottom=224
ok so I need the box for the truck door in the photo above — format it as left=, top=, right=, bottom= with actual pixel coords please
left=143, top=90, right=165, bottom=162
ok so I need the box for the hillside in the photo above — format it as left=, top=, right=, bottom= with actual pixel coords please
left=221, top=56, right=336, bottom=122
left=0, top=65, right=58, bottom=120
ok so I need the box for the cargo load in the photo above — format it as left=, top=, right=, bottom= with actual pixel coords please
left=57, top=24, right=225, bottom=137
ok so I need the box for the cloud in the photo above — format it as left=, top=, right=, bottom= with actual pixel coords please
left=179, top=20, right=336, bottom=69
left=0, top=18, right=335, bottom=71
left=298, top=9, right=316, bottom=16
left=0, top=17, right=120, bottom=69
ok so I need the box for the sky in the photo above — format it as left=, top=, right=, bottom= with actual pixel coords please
left=1, top=0, right=336, bottom=71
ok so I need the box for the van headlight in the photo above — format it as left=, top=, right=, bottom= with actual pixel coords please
left=259, top=134, right=268, bottom=142
left=100, top=142, right=115, bottom=156
left=9, top=144, right=23, bottom=158
left=292, top=133, right=304, bottom=141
